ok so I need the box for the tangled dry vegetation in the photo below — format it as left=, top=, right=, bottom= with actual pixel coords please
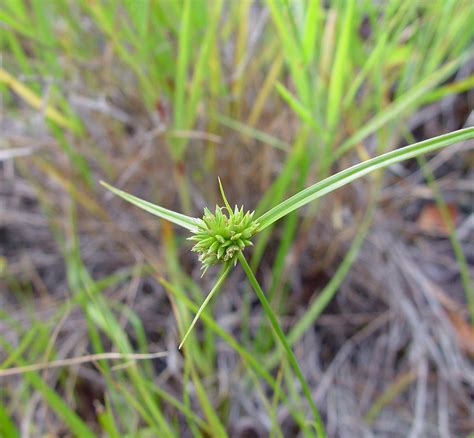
left=1, top=1, right=474, bottom=436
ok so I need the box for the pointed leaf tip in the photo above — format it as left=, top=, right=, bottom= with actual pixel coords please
left=101, top=181, right=197, bottom=231
left=178, top=263, right=231, bottom=349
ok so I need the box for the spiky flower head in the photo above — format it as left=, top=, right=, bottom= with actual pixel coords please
left=189, top=205, right=259, bottom=274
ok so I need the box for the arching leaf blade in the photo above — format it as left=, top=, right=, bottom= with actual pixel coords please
left=101, top=181, right=198, bottom=231
left=257, top=127, right=474, bottom=230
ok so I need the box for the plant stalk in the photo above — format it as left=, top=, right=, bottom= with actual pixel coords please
left=238, top=252, right=326, bottom=438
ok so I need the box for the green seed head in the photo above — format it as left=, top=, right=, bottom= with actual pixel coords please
left=188, top=205, right=259, bottom=273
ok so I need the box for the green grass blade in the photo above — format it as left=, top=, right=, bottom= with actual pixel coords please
left=161, top=274, right=312, bottom=431
left=275, top=82, right=322, bottom=134
left=342, top=31, right=388, bottom=109
left=189, top=364, right=228, bottom=437
left=216, top=113, right=291, bottom=151
left=326, top=0, right=355, bottom=131
left=1, top=338, right=96, bottom=438
left=422, top=74, right=474, bottom=104
left=0, top=9, right=37, bottom=39
left=257, top=127, right=474, bottom=230
left=114, top=381, right=168, bottom=435
left=287, top=202, right=375, bottom=348
left=173, top=0, right=191, bottom=158
left=264, top=200, right=377, bottom=373
left=28, top=372, right=96, bottom=438
left=238, top=253, right=326, bottom=438
left=97, top=395, right=121, bottom=438
left=302, top=0, right=321, bottom=65
left=101, top=181, right=198, bottom=231
left=336, top=55, right=467, bottom=157
left=125, top=0, right=149, bottom=40
left=266, top=0, right=309, bottom=105
left=0, top=401, right=19, bottom=438
left=160, top=277, right=277, bottom=386
left=178, top=263, right=232, bottom=349
left=149, top=383, right=210, bottom=433
left=416, top=157, right=474, bottom=324
left=187, top=0, right=223, bottom=128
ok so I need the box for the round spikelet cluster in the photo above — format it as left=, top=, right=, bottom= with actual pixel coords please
left=189, top=206, right=259, bottom=272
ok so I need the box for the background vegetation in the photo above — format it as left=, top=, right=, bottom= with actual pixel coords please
left=1, top=0, right=473, bottom=436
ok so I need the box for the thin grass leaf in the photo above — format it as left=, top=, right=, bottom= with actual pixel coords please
left=149, top=383, right=210, bottom=433
left=173, top=0, right=192, bottom=159
left=284, top=202, right=376, bottom=354
left=247, top=51, right=284, bottom=126
left=0, top=67, right=76, bottom=131
left=416, top=153, right=474, bottom=325
left=216, top=113, right=290, bottom=151
left=364, top=370, right=417, bottom=424
left=257, top=127, right=474, bottom=230
left=275, top=82, right=322, bottom=134
left=159, top=276, right=277, bottom=385
left=161, top=273, right=309, bottom=430
left=336, top=54, right=467, bottom=157
left=266, top=0, right=310, bottom=105
left=114, top=381, right=170, bottom=436
left=31, top=0, right=58, bottom=74
left=302, top=0, right=321, bottom=65
left=96, top=395, right=121, bottom=438
left=231, top=0, right=251, bottom=118
left=28, top=372, right=96, bottom=438
left=0, top=402, right=19, bottom=438
left=187, top=0, right=223, bottom=128
left=190, top=364, right=228, bottom=437
left=85, top=1, right=156, bottom=104
left=125, top=0, right=149, bottom=40
left=70, top=251, right=174, bottom=436
left=1, top=338, right=96, bottom=438
left=422, top=74, right=474, bottom=104
left=326, top=0, right=355, bottom=130
left=269, top=367, right=285, bottom=438
left=179, top=263, right=232, bottom=349
left=101, top=181, right=197, bottom=231
left=0, top=9, right=37, bottom=39
left=343, top=32, right=388, bottom=109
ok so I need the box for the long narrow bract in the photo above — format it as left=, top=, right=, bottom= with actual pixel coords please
left=257, top=127, right=474, bottom=230
left=101, top=181, right=198, bottom=231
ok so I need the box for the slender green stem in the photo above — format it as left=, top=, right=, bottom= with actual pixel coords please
left=417, top=155, right=474, bottom=325
left=238, top=252, right=326, bottom=438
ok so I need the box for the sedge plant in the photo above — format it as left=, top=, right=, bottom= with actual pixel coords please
left=102, top=126, right=474, bottom=436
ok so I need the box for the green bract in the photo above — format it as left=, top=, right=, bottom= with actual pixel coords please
left=189, top=206, right=259, bottom=273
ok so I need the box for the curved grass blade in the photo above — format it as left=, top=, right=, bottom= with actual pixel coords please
left=101, top=181, right=198, bottom=231
left=336, top=55, right=467, bottom=158
left=178, top=262, right=232, bottom=349
left=257, top=127, right=474, bottom=230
